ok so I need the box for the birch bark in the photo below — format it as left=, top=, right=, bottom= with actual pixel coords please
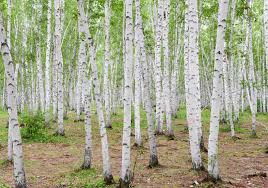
left=81, top=78, right=92, bottom=169
left=77, top=0, right=114, bottom=184
left=134, top=0, right=142, bottom=146
left=104, top=0, right=112, bottom=128
left=208, top=0, right=229, bottom=180
left=184, top=0, right=203, bottom=169
left=162, top=0, right=173, bottom=138
left=120, top=0, right=133, bottom=186
left=135, top=0, right=159, bottom=168
left=0, top=11, right=27, bottom=188
left=55, top=0, right=64, bottom=135
left=155, top=0, right=164, bottom=134
left=45, top=0, right=52, bottom=124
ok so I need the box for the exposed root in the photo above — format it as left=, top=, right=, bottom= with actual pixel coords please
left=104, top=174, right=114, bottom=185
left=244, top=172, right=267, bottom=178
left=231, top=135, right=242, bottom=141
left=155, top=130, right=165, bottom=135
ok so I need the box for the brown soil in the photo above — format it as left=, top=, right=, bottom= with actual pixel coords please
left=0, top=112, right=268, bottom=188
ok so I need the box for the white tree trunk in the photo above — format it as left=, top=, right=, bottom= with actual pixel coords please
left=155, top=0, right=164, bottom=134
left=120, top=0, right=133, bottom=186
left=223, top=55, right=235, bottom=137
left=162, top=0, right=173, bottom=138
left=7, top=0, right=11, bottom=49
left=208, top=0, right=229, bottom=180
left=45, top=0, right=52, bottom=124
left=36, top=38, right=45, bottom=111
left=104, top=0, right=112, bottom=128
left=184, top=0, right=203, bottom=170
left=55, top=0, right=64, bottom=135
left=76, top=19, right=87, bottom=121
left=247, top=0, right=257, bottom=136
left=264, top=0, right=268, bottom=73
left=135, top=0, right=159, bottom=168
left=82, top=78, right=92, bottom=169
left=134, top=0, right=142, bottom=147
left=77, top=0, right=114, bottom=184
left=0, top=11, right=27, bottom=188
left=52, top=39, right=58, bottom=121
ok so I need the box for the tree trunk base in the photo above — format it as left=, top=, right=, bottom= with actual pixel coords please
left=133, top=142, right=143, bottom=148
left=118, top=178, right=130, bottom=188
left=250, top=131, right=257, bottom=138
left=105, top=124, right=113, bottom=129
left=155, top=130, right=164, bottom=135
left=15, top=182, right=27, bottom=188
left=54, top=130, right=65, bottom=136
left=166, top=133, right=175, bottom=140
left=200, top=137, right=208, bottom=153
left=81, top=162, right=91, bottom=169
left=149, top=155, right=159, bottom=168
left=104, top=174, right=114, bottom=185
left=207, top=174, right=222, bottom=183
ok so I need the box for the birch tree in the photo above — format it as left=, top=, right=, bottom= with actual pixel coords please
left=120, top=0, right=133, bottom=186
left=134, top=0, right=142, bottom=147
left=55, top=0, right=64, bottom=135
left=0, top=11, right=27, bottom=188
left=247, top=0, right=257, bottom=137
left=77, top=0, right=114, bottom=184
left=208, top=0, right=229, bottom=180
left=155, top=0, right=164, bottom=134
left=162, top=0, right=173, bottom=138
left=104, top=0, right=112, bottom=128
left=135, top=0, right=159, bottom=167
left=184, top=0, right=203, bottom=170
left=265, top=0, right=268, bottom=72
left=45, top=0, right=52, bottom=124
left=81, top=78, right=92, bottom=169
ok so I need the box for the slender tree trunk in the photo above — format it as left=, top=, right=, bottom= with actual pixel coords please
left=120, top=0, right=133, bottom=186
left=223, top=55, right=235, bottom=137
left=208, top=0, right=229, bottom=180
left=45, top=0, right=52, bottom=124
left=76, top=18, right=87, bottom=121
left=52, top=39, right=58, bottom=121
left=55, top=0, right=64, bottom=136
left=247, top=0, right=257, bottom=136
left=36, top=38, right=45, bottom=111
left=134, top=0, right=142, bottom=147
left=265, top=0, right=268, bottom=73
left=0, top=11, right=27, bottom=188
left=135, top=0, right=159, bottom=168
left=162, top=0, right=173, bottom=138
left=81, top=78, right=92, bottom=169
left=184, top=0, right=203, bottom=170
left=7, top=0, right=11, bottom=49
left=77, top=0, right=114, bottom=184
left=155, top=0, right=164, bottom=134
left=104, top=0, right=112, bottom=128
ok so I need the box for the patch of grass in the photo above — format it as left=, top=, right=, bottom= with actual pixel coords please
left=85, top=180, right=106, bottom=188
left=0, top=182, right=9, bottom=188
left=219, top=124, right=246, bottom=133
left=58, top=168, right=105, bottom=188
left=0, top=159, right=11, bottom=168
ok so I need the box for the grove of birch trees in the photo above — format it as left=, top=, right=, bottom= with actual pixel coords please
left=0, top=0, right=268, bottom=187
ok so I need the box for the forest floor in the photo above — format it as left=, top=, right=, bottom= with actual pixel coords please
left=0, top=108, right=268, bottom=188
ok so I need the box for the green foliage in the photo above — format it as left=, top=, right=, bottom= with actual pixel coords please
left=59, top=168, right=107, bottom=188
left=19, top=111, right=66, bottom=143
left=20, top=111, right=45, bottom=140
left=85, top=180, right=106, bottom=188
left=0, top=182, right=9, bottom=188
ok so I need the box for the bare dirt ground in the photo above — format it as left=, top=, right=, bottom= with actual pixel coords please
left=0, top=110, right=268, bottom=188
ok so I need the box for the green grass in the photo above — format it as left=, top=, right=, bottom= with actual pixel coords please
left=58, top=168, right=111, bottom=188
left=0, top=182, right=9, bottom=188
